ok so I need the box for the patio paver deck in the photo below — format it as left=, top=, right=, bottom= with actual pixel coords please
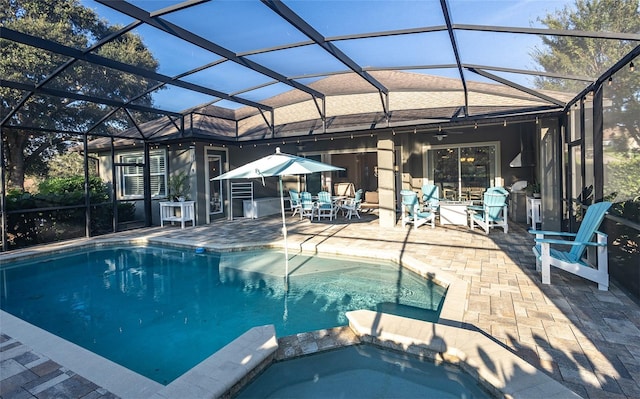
left=1, top=212, right=639, bottom=398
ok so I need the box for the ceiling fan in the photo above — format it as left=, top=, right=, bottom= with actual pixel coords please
left=434, top=129, right=463, bottom=141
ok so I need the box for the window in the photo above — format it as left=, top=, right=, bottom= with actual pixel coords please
left=426, top=143, right=499, bottom=200
left=119, top=150, right=167, bottom=199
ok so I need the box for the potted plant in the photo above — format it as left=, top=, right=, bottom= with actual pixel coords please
left=526, top=181, right=541, bottom=198
left=168, top=171, right=190, bottom=202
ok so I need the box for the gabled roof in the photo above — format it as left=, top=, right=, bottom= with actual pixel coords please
left=108, top=70, right=571, bottom=144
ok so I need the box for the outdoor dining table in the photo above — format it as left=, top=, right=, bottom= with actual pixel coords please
left=310, top=195, right=348, bottom=218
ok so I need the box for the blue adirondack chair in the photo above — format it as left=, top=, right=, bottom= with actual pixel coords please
left=421, top=184, right=440, bottom=213
left=468, top=188, right=509, bottom=234
left=530, top=201, right=611, bottom=290
left=401, top=190, right=435, bottom=229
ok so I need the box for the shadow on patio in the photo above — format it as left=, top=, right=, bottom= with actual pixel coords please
left=151, top=212, right=639, bottom=398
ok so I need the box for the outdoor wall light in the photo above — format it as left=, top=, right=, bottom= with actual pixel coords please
left=631, top=61, right=635, bottom=72
left=608, top=77, right=613, bottom=85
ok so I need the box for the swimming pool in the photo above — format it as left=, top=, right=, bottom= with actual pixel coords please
left=0, top=245, right=446, bottom=384
left=236, top=344, right=492, bottom=398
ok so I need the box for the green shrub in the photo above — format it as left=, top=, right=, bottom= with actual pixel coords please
left=610, top=196, right=640, bottom=224
left=5, top=176, right=127, bottom=249
left=38, top=176, right=109, bottom=204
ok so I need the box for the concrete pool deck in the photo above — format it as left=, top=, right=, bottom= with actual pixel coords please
left=1, top=213, right=639, bottom=398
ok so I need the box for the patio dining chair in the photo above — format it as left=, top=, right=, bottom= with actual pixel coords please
left=300, top=191, right=315, bottom=220
left=288, top=189, right=302, bottom=217
left=401, top=190, right=435, bottom=229
left=316, top=191, right=335, bottom=221
left=468, top=189, right=509, bottom=234
left=530, top=201, right=611, bottom=290
left=340, top=189, right=363, bottom=219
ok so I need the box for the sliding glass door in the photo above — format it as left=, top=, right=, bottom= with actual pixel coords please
left=207, top=153, right=223, bottom=220
left=427, top=143, right=498, bottom=201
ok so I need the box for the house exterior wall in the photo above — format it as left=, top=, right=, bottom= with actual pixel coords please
left=93, top=122, right=529, bottom=228
left=93, top=144, right=197, bottom=226
left=398, top=122, right=535, bottom=193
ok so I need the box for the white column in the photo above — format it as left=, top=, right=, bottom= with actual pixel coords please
left=377, top=132, right=396, bottom=228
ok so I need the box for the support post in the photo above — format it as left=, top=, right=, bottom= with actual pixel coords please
left=377, top=131, right=396, bottom=228
left=0, top=127, right=6, bottom=252
left=143, top=142, right=152, bottom=226
left=84, top=135, right=91, bottom=237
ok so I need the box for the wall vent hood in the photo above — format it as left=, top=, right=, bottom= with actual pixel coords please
left=509, top=153, right=523, bottom=167
left=510, top=129, right=536, bottom=167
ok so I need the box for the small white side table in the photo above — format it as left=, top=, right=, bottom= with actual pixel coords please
left=526, top=197, right=541, bottom=229
left=439, top=201, right=473, bottom=225
left=160, top=201, right=195, bottom=228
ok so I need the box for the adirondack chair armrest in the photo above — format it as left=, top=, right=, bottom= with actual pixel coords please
left=583, top=240, right=608, bottom=247
left=534, top=238, right=607, bottom=246
left=467, top=205, right=483, bottom=212
left=528, top=229, right=577, bottom=238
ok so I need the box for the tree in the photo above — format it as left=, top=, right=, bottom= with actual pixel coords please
left=48, top=151, right=97, bottom=178
left=0, top=0, right=161, bottom=190
left=532, top=0, right=640, bottom=146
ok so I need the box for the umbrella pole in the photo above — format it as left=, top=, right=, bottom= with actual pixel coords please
left=279, top=176, right=289, bottom=291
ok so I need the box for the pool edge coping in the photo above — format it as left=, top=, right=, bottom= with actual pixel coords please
left=0, top=310, right=164, bottom=398
left=346, top=309, right=583, bottom=399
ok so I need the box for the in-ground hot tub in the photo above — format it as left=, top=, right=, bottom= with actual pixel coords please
left=235, top=343, right=492, bottom=398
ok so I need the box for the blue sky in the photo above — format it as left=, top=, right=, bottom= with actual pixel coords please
left=81, top=0, right=575, bottom=113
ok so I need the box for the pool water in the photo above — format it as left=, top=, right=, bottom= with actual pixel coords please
left=236, top=344, right=491, bottom=398
left=0, top=246, right=446, bottom=384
